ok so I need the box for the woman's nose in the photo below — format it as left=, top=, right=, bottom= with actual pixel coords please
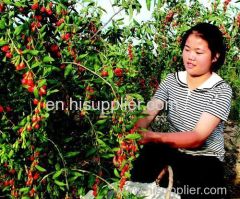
left=188, top=51, right=196, bottom=60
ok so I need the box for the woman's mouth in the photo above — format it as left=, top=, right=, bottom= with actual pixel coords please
left=186, top=62, right=196, bottom=69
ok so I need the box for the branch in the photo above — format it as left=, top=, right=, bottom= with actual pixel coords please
left=63, top=61, right=117, bottom=98
left=90, top=8, right=124, bottom=40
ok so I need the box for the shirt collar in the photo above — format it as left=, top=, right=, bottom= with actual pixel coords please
left=176, top=71, right=224, bottom=90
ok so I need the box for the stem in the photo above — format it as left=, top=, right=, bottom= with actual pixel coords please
left=46, top=138, right=69, bottom=191
left=63, top=61, right=117, bottom=98
left=90, top=8, right=124, bottom=40
left=7, top=30, right=34, bottom=75
left=71, top=168, right=121, bottom=196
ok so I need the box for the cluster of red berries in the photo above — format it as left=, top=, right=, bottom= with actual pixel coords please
left=223, top=0, right=231, bottom=12
left=114, top=68, right=123, bottom=77
left=92, top=170, right=102, bottom=197
left=1, top=45, right=12, bottom=58
left=113, top=125, right=139, bottom=190
left=0, top=105, right=12, bottom=113
left=128, top=44, right=133, bottom=62
left=139, top=78, right=146, bottom=89
left=165, top=10, right=174, bottom=23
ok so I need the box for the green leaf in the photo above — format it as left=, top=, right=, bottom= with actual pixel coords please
left=0, top=40, right=8, bottom=46
left=64, top=64, right=73, bottom=78
left=146, top=0, right=151, bottom=10
left=96, top=119, right=107, bottom=125
left=14, top=25, right=24, bottom=36
left=114, top=168, right=120, bottom=178
left=54, top=180, right=66, bottom=187
left=0, top=18, right=6, bottom=29
left=52, top=170, right=63, bottom=179
left=38, top=79, right=47, bottom=87
left=85, top=148, right=97, bottom=157
left=33, top=86, right=39, bottom=99
left=125, top=133, right=142, bottom=140
left=47, top=89, right=59, bottom=95
left=22, top=50, right=39, bottom=55
left=19, top=187, right=30, bottom=193
left=35, top=165, right=47, bottom=172
left=43, top=56, right=55, bottom=63
left=64, top=151, right=80, bottom=158
left=17, top=168, right=23, bottom=180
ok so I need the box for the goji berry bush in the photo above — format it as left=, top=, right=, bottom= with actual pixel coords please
left=0, top=0, right=239, bottom=198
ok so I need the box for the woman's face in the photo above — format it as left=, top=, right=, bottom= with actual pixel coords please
left=182, top=33, right=216, bottom=76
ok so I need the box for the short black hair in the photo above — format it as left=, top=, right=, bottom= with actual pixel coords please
left=180, top=23, right=226, bottom=72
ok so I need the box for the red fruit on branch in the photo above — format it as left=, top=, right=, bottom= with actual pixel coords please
left=56, top=18, right=64, bottom=26
left=35, top=15, right=43, bottom=21
left=1, top=45, right=9, bottom=52
left=28, top=85, right=35, bottom=93
left=101, top=70, right=108, bottom=77
left=114, top=68, right=123, bottom=77
left=31, top=3, right=39, bottom=10
left=16, top=62, right=25, bottom=70
left=0, top=105, right=4, bottom=113
left=39, top=87, right=47, bottom=96
left=33, top=98, right=39, bottom=105
left=46, top=8, right=53, bottom=15
left=5, top=52, right=12, bottom=58
left=5, top=106, right=12, bottom=112
left=29, top=188, right=35, bottom=197
left=0, top=3, right=5, bottom=12
left=33, top=172, right=40, bottom=180
left=33, top=123, right=40, bottom=129
left=40, top=6, right=46, bottom=13
left=61, top=33, right=71, bottom=41
left=26, top=125, right=32, bottom=132
left=50, top=44, right=59, bottom=52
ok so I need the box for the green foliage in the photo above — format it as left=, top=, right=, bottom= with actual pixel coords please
left=0, top=0, right=239, bottom=198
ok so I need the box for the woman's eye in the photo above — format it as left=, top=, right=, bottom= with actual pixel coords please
left=184, top=48, right=190, bottom=52
left=196, top=52, right=203, bottom=54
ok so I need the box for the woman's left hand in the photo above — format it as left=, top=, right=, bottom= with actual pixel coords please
left=138, top=130, right=155, bottom=145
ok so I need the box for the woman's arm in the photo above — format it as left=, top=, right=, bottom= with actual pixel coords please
left=139, top=112, right=221, bottom=149
left=135, top=98, right=165, bottom=129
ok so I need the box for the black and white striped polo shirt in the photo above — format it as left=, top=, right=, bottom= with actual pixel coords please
left=154, top=71, right=232, bottom=161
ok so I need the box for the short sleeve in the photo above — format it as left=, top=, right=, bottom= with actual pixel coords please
left=153, top=73, right=171, bottom=102
left=204, top=84, right=232, bottom=121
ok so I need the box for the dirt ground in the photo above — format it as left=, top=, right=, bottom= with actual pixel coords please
left=224, top=120, right=240, bottom=199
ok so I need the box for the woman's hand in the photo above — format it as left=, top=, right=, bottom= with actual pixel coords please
left=138, top=129, right=155, bottom=145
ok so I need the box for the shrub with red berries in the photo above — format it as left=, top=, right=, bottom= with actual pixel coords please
left=0, top=0, right=239, bottom=198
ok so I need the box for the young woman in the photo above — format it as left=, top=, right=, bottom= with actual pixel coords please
left=131, top=23, right=232, bottom=199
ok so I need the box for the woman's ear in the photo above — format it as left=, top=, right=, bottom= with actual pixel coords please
left=212, top=53, right=220, bottom=63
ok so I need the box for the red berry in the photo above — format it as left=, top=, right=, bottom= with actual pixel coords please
left=101, top=70, right=108, bottom=77
left=40, top=6, right=46, bottom=13
left=1, top=45, right=9, bottom=52
left=5, top=52, right=12, bottom=58
left=6, top=106, right=12, bottom=112
left=27, top=125, right=32, bottom=131
left=0, top=105, right=4, bottom=112
left=50, top=44, right=58, bottom=52
left=33, top=98, right=38, bottom=105
left=33, top=123, right=40, bottom=129
left=31, top=3, right=39, bottom=10
left=46, top=8, right=52, bottom=15
left=21, top=78, right=28, bottom=85
left=39, top=87, right=47, bottom=96
left=28, top=86, right=35, bottom=93
left=27, top=79, right=34, bottom=87
left=33, top=172, right=40, bottom=180
left=114, top=68, right=123, bottom=77
left=0, top=3, right=5, bottom=13
left=34, top=108, right=40, bottom=114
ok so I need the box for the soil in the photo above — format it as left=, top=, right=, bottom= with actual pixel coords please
left=224, top=120, right=240, bottom=199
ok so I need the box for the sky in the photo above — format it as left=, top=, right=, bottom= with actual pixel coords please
left=93, top=0, right=239, bottom=26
